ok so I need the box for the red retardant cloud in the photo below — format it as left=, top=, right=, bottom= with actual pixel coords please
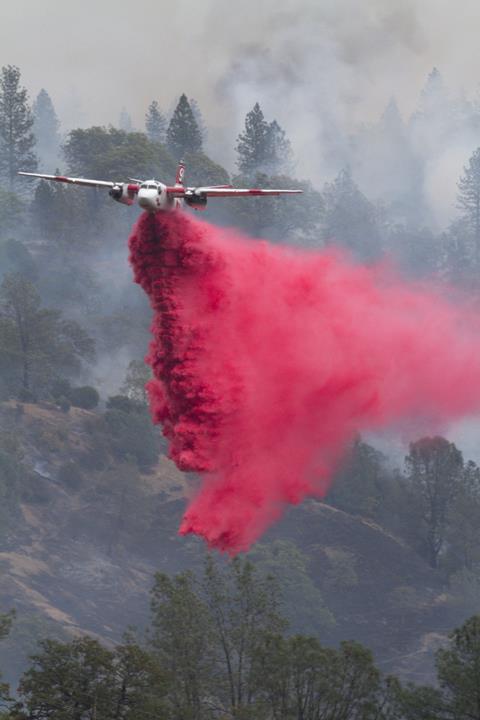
left=129, top=211, right=480, bottom=553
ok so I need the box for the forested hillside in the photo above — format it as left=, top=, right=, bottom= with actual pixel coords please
left=2, top=63, right=480, bottom=717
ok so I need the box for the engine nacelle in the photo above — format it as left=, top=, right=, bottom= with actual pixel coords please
left=184, top=191, right=208, bottom=211
left=109, top=183, right=136, bottom=206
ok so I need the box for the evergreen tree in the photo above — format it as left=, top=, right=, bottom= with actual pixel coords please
left=0, top=65, right=36, bottom=190
left=202, top=555, right=285, bottom=714
left=0, top=273, right=94, bottom=399
left=436, top=616, right=480, bottom=719
left=0, top=610, right=13, bottom=705
left=166, top=94, right=202, bottom=159
left=17, top=636, right=168, bottom=720
left=32, top=89, right=60, bottom=168
left=145, top=100, right=166, bottom=143
left=353, top=98, right=422, bottom=221
left=327, top=439, right=388, bottom=519
left=63, top=126, right=176, bottom=183
left=323, top=167, right=380, bottom=259
left=457, top=147, right=480, bottom=260
left=189, top=97, right=208, bottom=144
left=150, top=570, right=214, bottom=720
left=236, top=102, right=270, bottom=176
left=30, top=179, right=73, bottom=243
left=418, top=67, right=447, bottom=117
left=0, top=188, right=26, bottom=236
left=267, top=119, right=293, bottom=174
left=405, top=436, right=464, bottom=569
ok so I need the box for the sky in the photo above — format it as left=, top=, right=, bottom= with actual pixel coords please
left=3, top=0, right=480, bottom=457
left=2, top=1, right=480, bottom=184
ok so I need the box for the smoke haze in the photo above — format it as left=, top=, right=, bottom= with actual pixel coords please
left=129, top=210, right=480, bottom=552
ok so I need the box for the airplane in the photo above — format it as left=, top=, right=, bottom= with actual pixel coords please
left=18, top=161, right=302, bottom=213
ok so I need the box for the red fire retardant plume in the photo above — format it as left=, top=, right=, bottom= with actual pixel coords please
left=129, top=211, right=480, bottom=553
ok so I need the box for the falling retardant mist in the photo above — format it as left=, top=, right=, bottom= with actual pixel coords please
left=129, top=211, right=480, bottom=553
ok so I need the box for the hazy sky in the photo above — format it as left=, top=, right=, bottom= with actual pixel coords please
left=2, top=0, right=480, bottom=179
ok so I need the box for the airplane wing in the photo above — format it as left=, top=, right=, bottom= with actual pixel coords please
left=166, top=186, right=303, bottom=198
left=18, top=172, right=116, bottom=189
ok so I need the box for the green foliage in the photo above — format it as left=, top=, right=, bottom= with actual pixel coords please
left=120, top=360, right=151, bottom=405
left=322, top=547, right=359, bottom=591
left=0, top=238, right=35, bottom=280
left=327, top=438, right=389, bottom=519
left=68, top=385, right=99, bottom=410
left=457, top=147, right=480, bottom=250
left=255, top=637, right=383, bottom=720
left=0, top=610, right=14, bottom=707
left=166, top=94, right=202, bottom=159
left=236, top=102, right=271, bottom=177
left=29, top=180, right=82, bottom=246
left=63, top=126, right=176, bottom=182
left=436, top=615, right=480, bottom=719
left=145, top=100, right=167, bottom=143
left=249, top=540, right=335, bottom=633
left=405, top=436, right=465, bottom=569
left=228, top=172, right=323, bottom=243
left=0, top=273, right=94, bottom=399
left=104, top=406, right=159, bottom=468
left=236, top=103, right=293, bottom=178
left=323, top=167, right=381, bottom=259
left=106, top=394, right=138, bottom=413
left=0, top=433, right=23, bottom=530
left=16, top=636, right=168, bottom=720
left=0, top=191, right=27, bottom=238
left=182, top=151, right=229, bottom=187
left=92, top=461, right=148, bottom=556
left=0, top=65, right=36, bottom=190
left=150, top=570, right=213, bottom=719
left=32, top=89, right=60, bottom=167
left=389, top=678, right=444, bottom=720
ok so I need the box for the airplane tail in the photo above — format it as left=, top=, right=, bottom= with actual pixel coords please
left=175, top=161, right=185, bottom=186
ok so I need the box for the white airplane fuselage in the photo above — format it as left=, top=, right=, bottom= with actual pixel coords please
left=124, top=181, right=182, bottom=213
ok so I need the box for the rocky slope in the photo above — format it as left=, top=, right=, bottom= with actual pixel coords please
left=0, top=401, right=462, bottom=687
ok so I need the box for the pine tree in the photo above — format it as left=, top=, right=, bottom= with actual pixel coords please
left=0, top=65, right=36, bottom=190
left=145, top=100, right=166, bottom=143
left=436, top=616, right=480, bottom=718
left=0, top=273, right=94, bottom=399
left=166, top=94, right=202, bottom=159
left=323, top=167, right=380, bottom=259
left=189, top=97, right=208, bottom=144
left=457, top=147, right=480, bottom=259
left=32, top=88, right=60, bottom=168
left=419, top=67, right=447, bottom=116
left=267, top=119, right=293, bottom=174
left=405, top=436, right=464, bottom=569
left=236, top=102, right=270, bottom=175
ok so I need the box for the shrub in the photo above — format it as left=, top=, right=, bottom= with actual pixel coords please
left=106, top=395, right=136, bottom=414
left=17, top=388, right=37, bottom=403
left=50, top=378, right=72, bottom=400
left=69, top=386, right=99, bottom=410
left=104, top=408, right=159, bottom=469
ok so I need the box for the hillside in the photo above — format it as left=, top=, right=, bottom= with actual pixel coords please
left=0, top=401, right=462, bottom=687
